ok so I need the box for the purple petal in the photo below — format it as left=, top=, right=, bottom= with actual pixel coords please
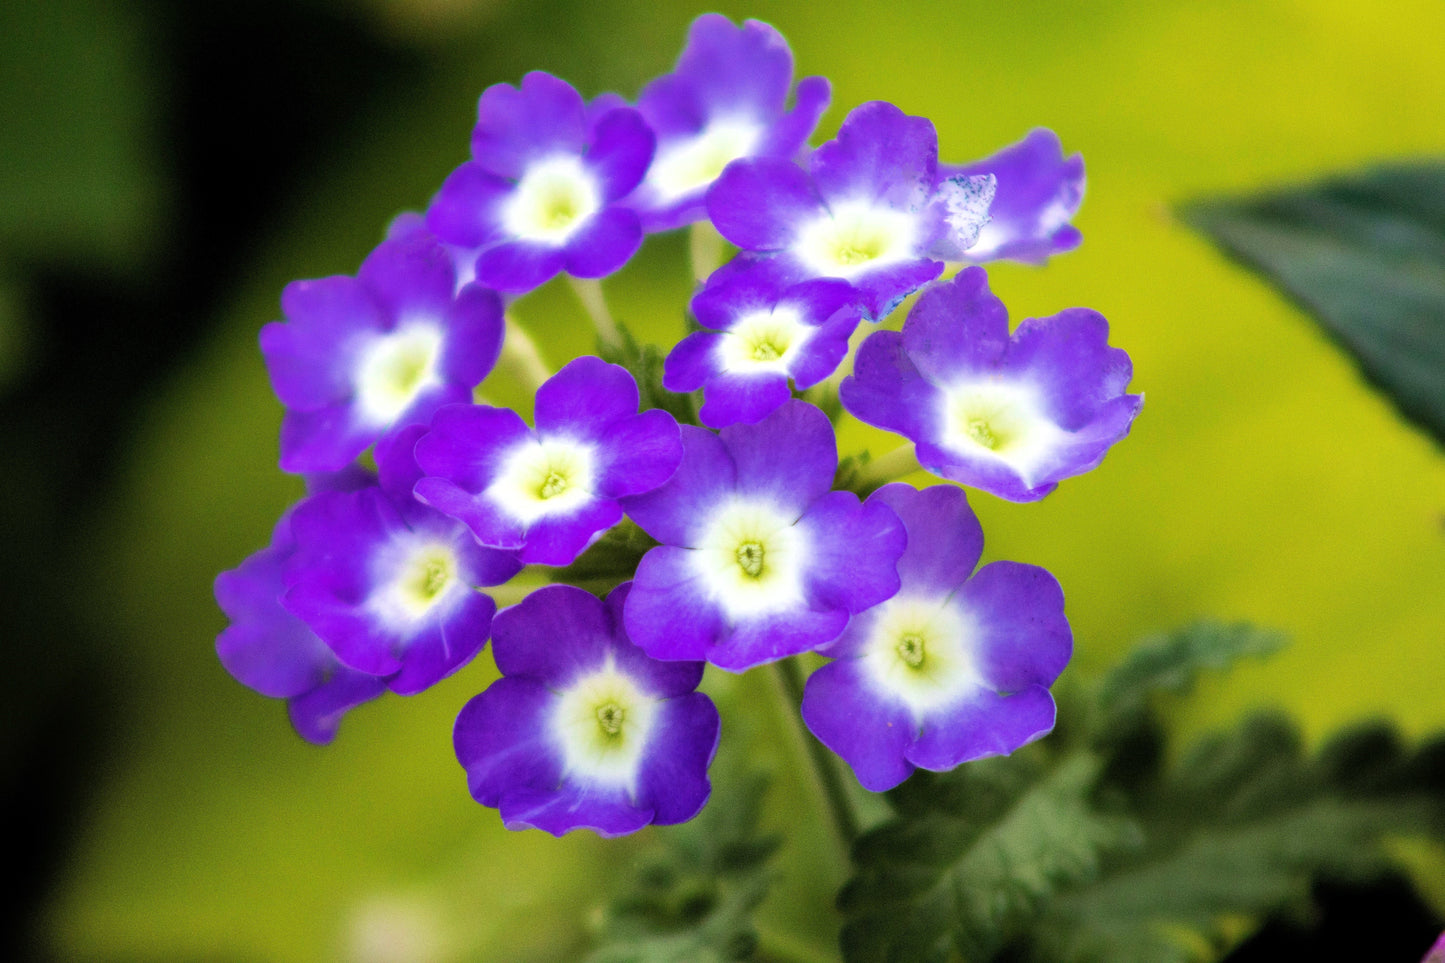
left=562, top=206, right=643, bottom=278
left=622, top=427, right=736, bottom=547
left=264, top=278, right=380, bottom=410
left=809, top=102, right=936, bottom=209
left=288, top=667, right=388, bottom=745
left=534, top=357, right=639, bottom=439
left=425, top=163, right=513, bottom=249
left=470, top=72, right=588, bottom=178
left=957, top=561, right=1071, bottom=690
left=278, top=403, right=375, bottom=474
left=473, top=241, right=566, bottom=293
left=801, top=659, right=916, bottom=792
left=1001, top=308, right=1134, bottom=428
left=795, top=489, right=905, bottom=613
left=697, top=370, right=792, bottom=428
left=357, top=231, right=456, bottom=322
left=215, top=540, right=331, bottom=699
left=850, top=257, right=945, bottom=321
left=950, top=128, right=1086, bottom=265
left=719, top=399, right=836, bottom=512
left=455, top=677, right=565, bottom=806
left=634, top=693, right=719, bottom=825
left=867, top=484, right=983, bottom=597
left=439, top=284, right=506, bottom=386
left=491, top=584, right=614, bottom=683
left=602, top=584, right=706, bottom=697
left=595, top=409, right=684, bottom=497
left=414, top=404, right=531, bottom=496
left=662, top=331, right=721, bottom=392
left=840, top=330, right=944, bottom=441
left=757, top=74, right=831, bottom=157
left=907, top=686, right=1056, bottom=771
left=625, top=546, right=727, bottom=661
left=715, top=607, right=849, bottom=671
left=787, top=304, right=861, bottom=389
left=515, top=499, right=621, bottom=566
left=900, top=267, right=1010, bottom=382
left=387, top=590, right=496, bottom=695
left=585, top=107, right=655, bottom=200
left=499, top=784, right=653, bottom=838
left=913, top=439, right=1056, bottom=503
left=707, top=157, right=822, bottom=252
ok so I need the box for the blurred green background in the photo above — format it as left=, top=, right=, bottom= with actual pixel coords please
left=5, top=0, right=1443, bottom=959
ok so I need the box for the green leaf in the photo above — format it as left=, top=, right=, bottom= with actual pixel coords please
left=1027, top=714, right=1445, bottom=963
left=549, top=519, right=658, bottom=591
left=1180, top=164, right=1445, bottom=447
left=597, top=321, right=699, bottom=426
left=584, top=770, right=781, bottom=963
left=838, top=752, right=1139, bottom=963
left=1091, top=621, right=1287, bottom=742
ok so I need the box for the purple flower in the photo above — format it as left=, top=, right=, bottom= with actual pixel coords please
left=705, top=101, right=996, bottom=319
left=944, top=128, right=1085, bottom=264
left=413, top=356, right=683, bottom=567
left=622, top=400, right=905, bottom=671
left=454, top=583, right=719, bottom=837
left=426, top=71, right=654, bottom=292
left=801, top=484, right=1071, bottom=791
left=281, top=428, right=523, bottom=695
left=625, top=14, right=830, bottom=232
left=261, top=229, right=505, bottom=474
left=841, top=267, right=1142, bottom=502
left=215, top=504, right=387, bottom=745
left=666, top=275, right=862, bottom=427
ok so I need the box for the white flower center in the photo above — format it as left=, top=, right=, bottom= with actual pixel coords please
left=691, top=498, right=806, bottom=619
left=647, top=118, right=762, bottom=201
left=860, top=594, right=982, bottom=714
left=354, top=324, right=444, bottom=425
left=940, top=380, right=1069, bottom=488
left=368, top=536, right=466, bottom=628
left=793, top=201, right=919, bottom=279
left=502, top=156, right=601, bottom=244
left=486, top=436, right=597, bottom=525
left=552, top=659, right=657, bottom=789
left=716, top=306, right=813, bottom=375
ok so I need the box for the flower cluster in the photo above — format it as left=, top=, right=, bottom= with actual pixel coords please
left=217, top=14, right=1139, bottom=836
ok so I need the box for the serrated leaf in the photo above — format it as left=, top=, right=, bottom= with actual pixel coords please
left=549, top=519, right=658, bottom=590
left=1028, top=713, right=1445, bottom=963
left=1092, top=622, right=1287, bottom=743
left=584, top=771, right=780, bottom=963
left=1180, top=164, right=1445, bottom=447
left=597, top=322, right=698, bottom=426
left=839, top=752, right=1139, bottom=963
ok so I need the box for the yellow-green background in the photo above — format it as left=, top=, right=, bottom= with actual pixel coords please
left=22, top=0, right=1445, bottom=959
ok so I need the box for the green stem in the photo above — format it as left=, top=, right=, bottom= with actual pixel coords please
left=853, top=443, right=922, bottom=492
left=770, top=658, right=861, bottom=850
left=498, top=313, right=552, bottom=392
left=567, top=276, right=621, bottom=350
left=689, top=221, right=726, bottom=282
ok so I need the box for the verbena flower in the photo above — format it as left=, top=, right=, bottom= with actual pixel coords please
left=801, top=483, right=1071, bottom=791
left=944, top=128, right=1086, bottom=264
left=413, top=356, right=683, bottom=566
left=704, top=100, right=996, bottom=319
left=665, top=274, right=862, bottom=427
left=841, top=267, right=1142, bottom=501
left=454, top=583, right=719, bottom=837
left=427, top=71, right=654, bottom=292
left=622, top=13, right=830, bottom=232
left=622, top=400, right=905, bottom=671
left=281, top=427, right=522, bottom=695
left=215, top=471, right=389, bottom=744
left=261, top=229, right=504, bottom=473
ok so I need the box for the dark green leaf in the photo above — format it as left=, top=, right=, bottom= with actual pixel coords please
left=597, top=322, right=698, bottom=426
left=1026, top=713, right=1445, bottom=963
left=839, top=752, right=1139, bottom=963
left=549, top=519, right=658, bottom=590
left=584, top=770, right=780, bottom=963
left=1091, top=621, right=1287, bottom=742
left=1181, top=164, right=1445, bottom=446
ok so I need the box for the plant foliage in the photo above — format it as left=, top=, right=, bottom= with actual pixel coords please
left=1181, top=163, right=1445, bottom=448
